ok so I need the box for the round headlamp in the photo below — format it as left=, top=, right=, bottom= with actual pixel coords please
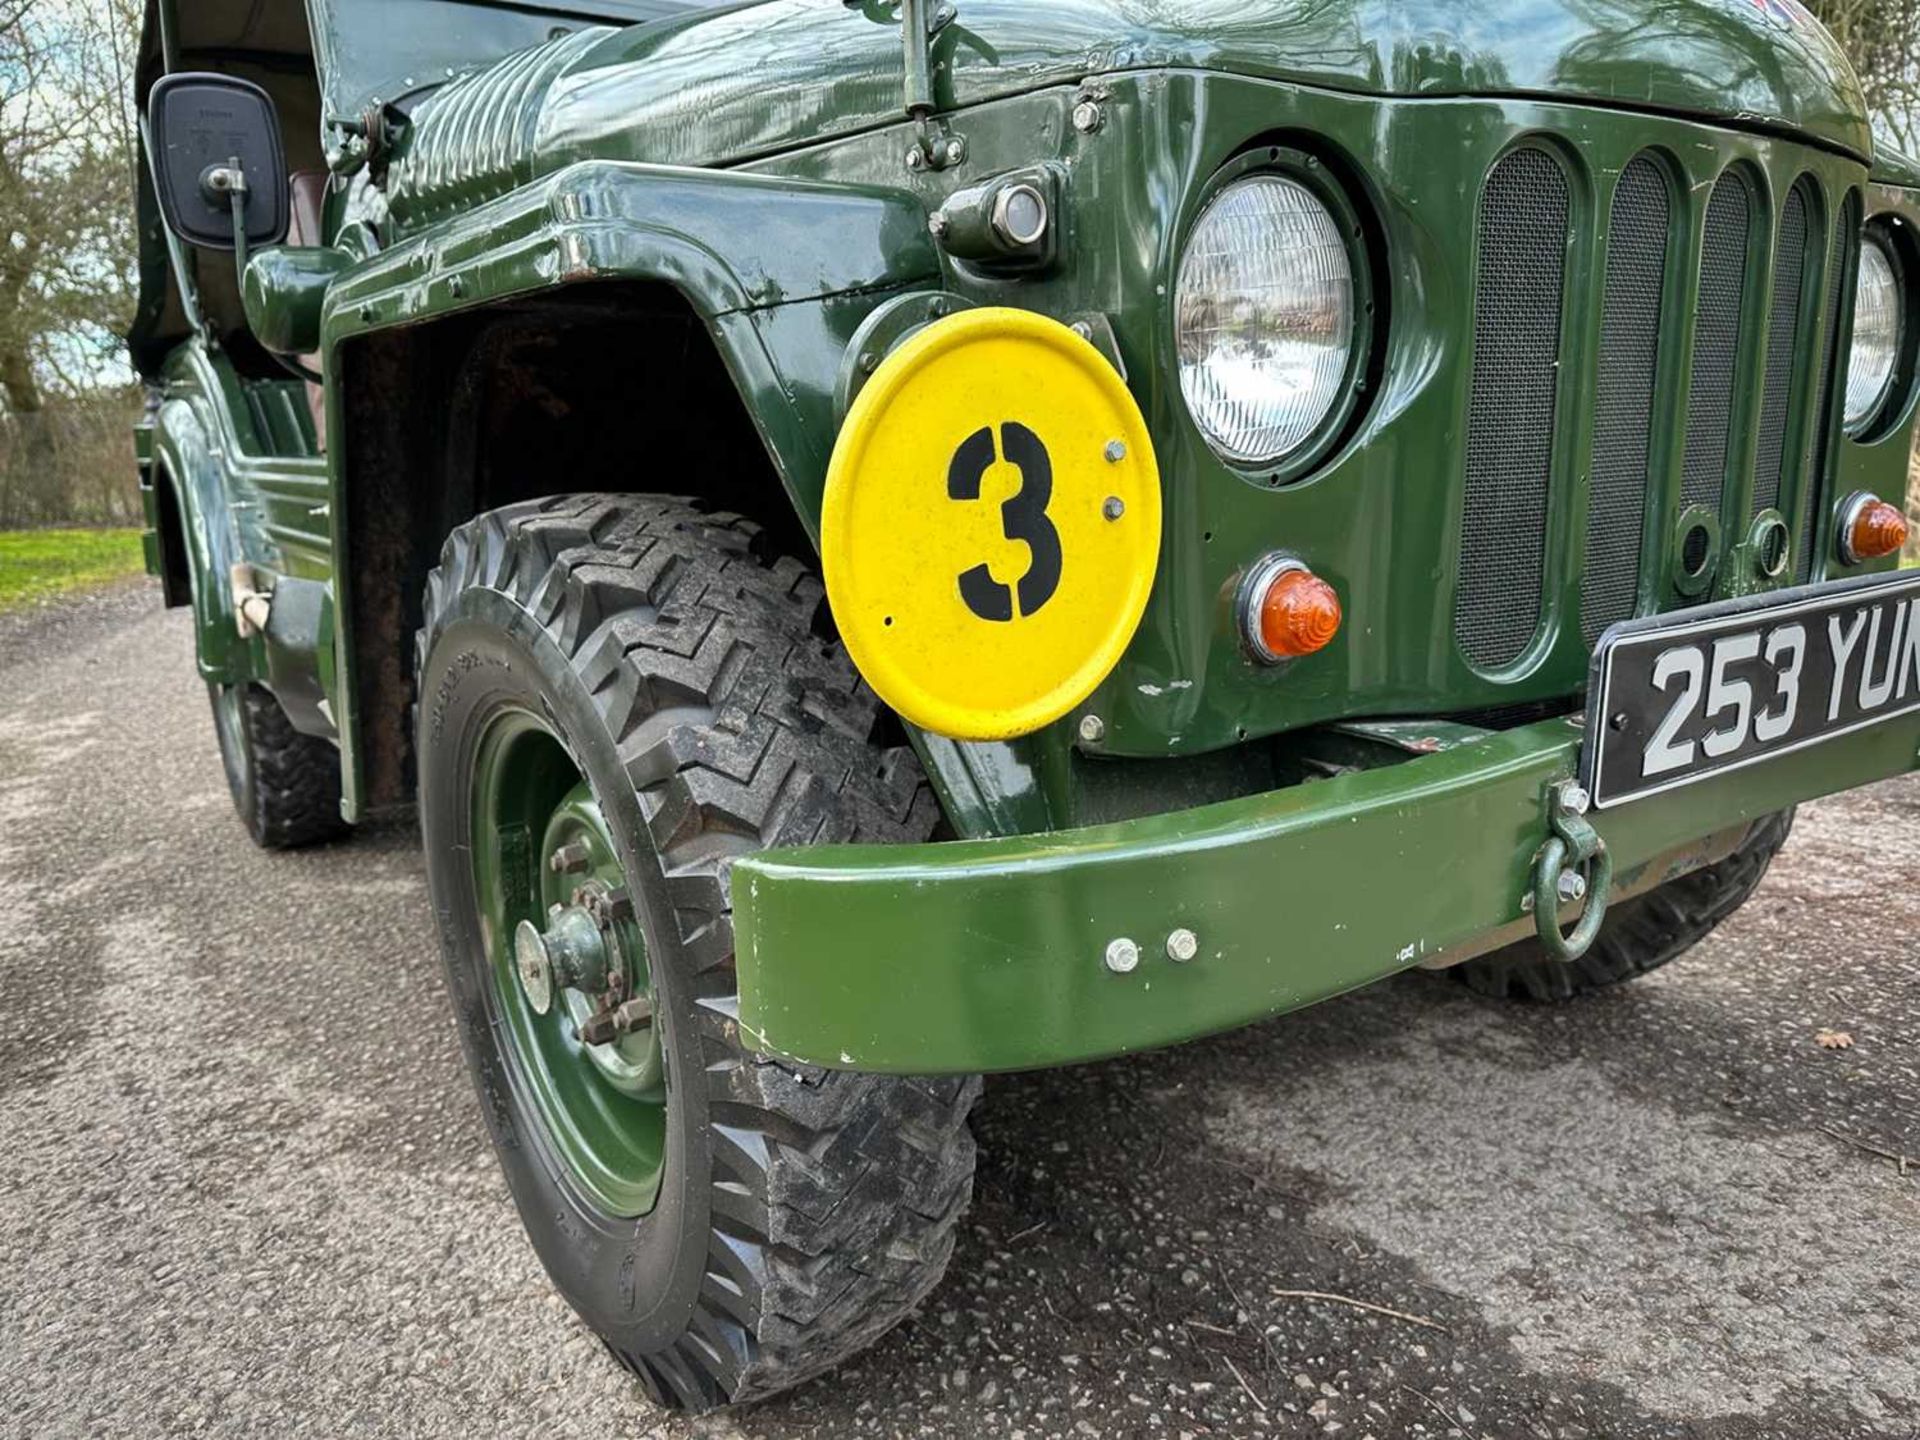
left=1174, top=171, right=1357, bottom=468
left=1844, top=233, right=1901, bottom=430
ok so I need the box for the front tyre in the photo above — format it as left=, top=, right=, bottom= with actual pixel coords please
left=415, top=495, right=978, bottom=1410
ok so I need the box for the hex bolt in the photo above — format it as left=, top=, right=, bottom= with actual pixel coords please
left=1104, top=937, right=1141, bottom=974
left=548, top=840, right=592, bottom=875
left=1166, top=928, right=1199, bottom=963
left=1071, top=100, right=1103, bottom=134
left=578, top=995, right=653, bottom=1047
left=1557, top=871, right=1588, bottom=904
left=1104, top=439, right=1128, bottom=463
left=1560, top=783, right=1591, bottom=815
left=905, top=146, right=926, bottom=171
left=588, top=886, right=636, bottom=926
left=1078, top=713, right=1106, bottom=744
left=859, top=351, right=880, bottom=374
left=943, top=136, right=967, bottom=166
left=1102, top=496, right=1125, bottom=522
left=1071, top=320, right=1094, bottom=340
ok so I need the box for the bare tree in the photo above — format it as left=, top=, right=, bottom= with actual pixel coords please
left=1806, top=0, right=1920, bottom=150
left=0, top=0, right=141, bottom=523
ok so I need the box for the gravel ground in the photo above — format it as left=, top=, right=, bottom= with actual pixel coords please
left=1, top=589, right=1915, bottom=1440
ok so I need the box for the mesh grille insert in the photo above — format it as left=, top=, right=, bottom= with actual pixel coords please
left=1456, top=148, right=1568, bottom=670
left=1753, top=182, right=1811, bottom=518
left=1582, top=157, right=1669, bottom=648
left=1680, top=173, right=1753, bottom=515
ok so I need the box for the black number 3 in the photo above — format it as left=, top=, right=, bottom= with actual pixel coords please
left=946, top=421, right=1063, bottom=622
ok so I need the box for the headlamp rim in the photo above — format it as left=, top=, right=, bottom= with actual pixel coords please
left=1171, top=144, right=1379, bottom=486
left=1843, top=223, right=1907, bottom=439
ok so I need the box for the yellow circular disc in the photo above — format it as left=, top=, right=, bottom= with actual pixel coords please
left=822, top=307, right=1161, bottom=742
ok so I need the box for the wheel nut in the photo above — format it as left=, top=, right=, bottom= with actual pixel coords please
left=1557, top=871, right=1588, bottom=904
left=549, top=841, right=592, bottom=875
left=1104, top=937, right=1140, bottom=974
left=1078, top=714, right=1106, bottom=744
left=579, top=995, right=654, bottom=1046
left=1166, top=928, right=1199, bottom=963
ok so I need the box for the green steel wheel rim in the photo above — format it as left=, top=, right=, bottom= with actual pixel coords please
left=469, top=707, right=665, bottom=1218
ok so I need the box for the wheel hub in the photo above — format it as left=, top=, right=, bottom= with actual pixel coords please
left=470, top=710, right=667, bottom=1217
left=512, top=903, right=611, bottom=1016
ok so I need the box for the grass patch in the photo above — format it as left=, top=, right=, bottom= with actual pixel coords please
left=0, top=528, right=146, bottom=613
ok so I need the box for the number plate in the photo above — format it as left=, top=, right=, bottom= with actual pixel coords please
left=1584, top=571, right=1920, bottom=809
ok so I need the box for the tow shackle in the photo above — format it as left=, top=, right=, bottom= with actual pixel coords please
left=1531, top=779, right=1613, bottom=961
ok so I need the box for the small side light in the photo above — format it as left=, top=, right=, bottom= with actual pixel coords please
left=1837, top=491, right=1910, bottom=564
left=1241, top=556, right=1342, bottom=663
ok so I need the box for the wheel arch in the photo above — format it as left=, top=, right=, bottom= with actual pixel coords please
left=150, top=389, right=248, bottom=685
left=324, top=161, right=941, bottom=817
left=148, top=459, right=193, bottom=610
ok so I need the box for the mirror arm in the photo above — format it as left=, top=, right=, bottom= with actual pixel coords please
left=155, top=0, right=180, bottom=74
left=220, top=164, right=251, bottom=277
left=139, top=112, right=206, bottom=342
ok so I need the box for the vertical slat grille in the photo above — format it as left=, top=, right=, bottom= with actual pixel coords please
left=1680, top=173, right=1753, bottom=514
left=1753, top=182, right=1811, bottom=518
left=1799, top=192, right=1859, bottom=582
left=1582, top=157, right=1670, bottom=647
left=1456, top=148, right=1568, bottom=670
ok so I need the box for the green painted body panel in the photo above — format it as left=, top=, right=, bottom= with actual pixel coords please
left=243, top=246, right=353, bottom=355
left=747, top=77, right=1880, bottom=765
left=147, top=342, right=330, bottom=690
left=134, top=0, right=1920, bottom=1069
left=374, top=0, right=1869, bottom=233
left=734, top=708, right=1920, bottom=1072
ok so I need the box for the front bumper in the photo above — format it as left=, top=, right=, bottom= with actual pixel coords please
left=733, top=710, right=1920, bottom=1073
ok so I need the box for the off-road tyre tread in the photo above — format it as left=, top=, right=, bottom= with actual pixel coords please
left=219, top=683, right=349, bottom=850
left=1453, top=809, right=1794, bottom=1001
left=418, top=494, right=978, bottom=1410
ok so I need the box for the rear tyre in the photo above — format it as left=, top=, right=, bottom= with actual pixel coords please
left=415, top=494, right=978, bottom=1410
left=1452, top=809, right=1794, bottom=1001
left=208, top=681, right=349, bottom=849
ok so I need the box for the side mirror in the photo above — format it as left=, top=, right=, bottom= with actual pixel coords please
left=147, top=73, right=288, bottom=250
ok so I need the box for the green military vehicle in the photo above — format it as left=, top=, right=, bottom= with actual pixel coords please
left=129, top=0, right=1919, bottom=1409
